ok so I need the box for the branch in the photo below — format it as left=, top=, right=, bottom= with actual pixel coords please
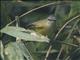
left=44, top=14, right=80, bottom=60
left=6, top=2, right=58, bottom=26
left=6, top=1, right=70, bottom=26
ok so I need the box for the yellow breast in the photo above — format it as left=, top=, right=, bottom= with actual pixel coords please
left=32, top=19, right=53, bottom=35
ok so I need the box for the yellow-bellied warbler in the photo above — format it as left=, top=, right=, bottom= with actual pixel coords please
left=27, top=15, right=56, bottom=36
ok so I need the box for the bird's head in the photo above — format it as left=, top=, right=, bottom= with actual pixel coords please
left=47, top=15, right=56, bottom=25
left=48, top=15, right=56, bottom=21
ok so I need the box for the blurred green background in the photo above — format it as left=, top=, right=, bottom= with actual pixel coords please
left=0, top=1, right=80, bottom=60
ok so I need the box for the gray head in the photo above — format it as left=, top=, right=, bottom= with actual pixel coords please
left=48, top=15, right=56, bottom=21
left=47, top=15, right=56, bottom=25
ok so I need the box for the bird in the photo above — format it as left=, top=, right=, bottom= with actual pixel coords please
left=27, top=15, right=56, bottom=36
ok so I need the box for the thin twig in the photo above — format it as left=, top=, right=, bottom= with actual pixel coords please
left=44, top=14, right=80, bottom=60
left=44, top=45, right=52, bottom=60
left=15, top=16, right=21, bottom=42
left=54, top=14, right=80, bottom=40
left=64, top=47, right=80, bottom=60
left=56, top=45, right=64, bottom=60
left=57, top=41, right=78, bottom=47
left=6, top=1, right=71, bottom=26
left=19, top=2, right=60, bottom=18
left=65, top=19, right=80, bottom=41
left=63, top=19, right=80, bottom=60
left=56, top=18, right=80, bottom=60
left=6, top=2, right=59, bottom=26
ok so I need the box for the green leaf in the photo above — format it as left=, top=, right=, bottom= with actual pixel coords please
left=4, top=42, right=24, bottom=60
left=0, top=40, right=5, bottom=60
left=17, top=42, right=34, bottom=60
left=1, top=26, right=49, bottom=43
left=4, top=42, right=34, bottom=60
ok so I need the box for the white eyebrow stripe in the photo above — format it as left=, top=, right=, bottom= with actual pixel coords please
left=48, top=15, right=56, bottom=21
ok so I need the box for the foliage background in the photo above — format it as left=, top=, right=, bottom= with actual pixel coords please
left=0, top=1, right=80, bottom=60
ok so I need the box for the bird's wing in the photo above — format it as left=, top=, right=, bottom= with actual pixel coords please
left=32, top=19, right=48, bottom=28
